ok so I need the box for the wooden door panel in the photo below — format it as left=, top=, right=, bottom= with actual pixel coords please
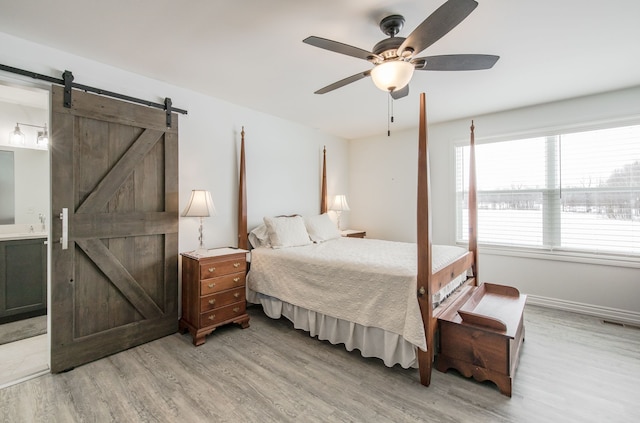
left=76, top=128, right=164, bottom=214
left=75, top=118, right=111, bottom=213
left=137, top=141, right=166, bottom=212
left=132, top=234, right=165, bottom=307
left=51, top=85, right=178, bottom=372
left=73, top=244, right=116, bottom=337
left=108, top=236, right=144, bottom=327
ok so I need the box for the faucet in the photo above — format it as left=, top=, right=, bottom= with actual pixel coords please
left=38, top=213, right=46, bottom=232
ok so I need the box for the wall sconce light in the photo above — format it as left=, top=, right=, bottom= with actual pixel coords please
left=9, top=122, right=49, bottom=147
left=36, top=123, right=49, bottom=146
left=182, top=189, right=216, bottom=255
left=9, top=123, right=25, bottom=145
left=331, top=194, right=350, bottom=230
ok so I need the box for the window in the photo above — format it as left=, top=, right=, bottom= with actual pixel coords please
left=456, top=124, right=640, bottom=256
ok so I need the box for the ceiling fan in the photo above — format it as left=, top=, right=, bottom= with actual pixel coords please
left=303, top=0, right=499, bottom=100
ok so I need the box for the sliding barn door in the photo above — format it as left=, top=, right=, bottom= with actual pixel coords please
left=50, top=85, right=179, bottom=372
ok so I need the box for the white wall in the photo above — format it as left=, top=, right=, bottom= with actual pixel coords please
left=0, top=31, right=348, bottom=254
left=350, top=87, right=640, bottom=317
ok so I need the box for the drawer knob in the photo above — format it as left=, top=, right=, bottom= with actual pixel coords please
left=208, top=299, right=216, bottom=305
left=208, top=267, right=216, bottom=273
left=208, top=314, right=216, bottom=320
left=233, top=307, right=240, bottom=313
left=233, top=277, right=240, bottom=282
left=208, top=282, right=215, bottom=288
left=234, top=292, right=240, bottom=298
left=233, top=262, right=240, bottom=268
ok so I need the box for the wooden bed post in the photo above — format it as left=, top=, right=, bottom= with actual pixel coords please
left=415, top=93, right=434, bottom=386
left=238, top=127, right=248, bottom=250
left=469, top=121, right=478, bottom=283
left=321, top=146, right=328, bottom=214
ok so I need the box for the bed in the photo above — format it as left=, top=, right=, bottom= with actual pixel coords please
left=237, top=93, right=478, bottom=386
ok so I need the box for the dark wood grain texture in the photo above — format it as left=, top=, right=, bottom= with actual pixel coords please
left=50, top=85, right=178, bottom=373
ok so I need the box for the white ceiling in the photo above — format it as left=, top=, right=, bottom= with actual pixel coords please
left=1, top=0, right=639, bottom=139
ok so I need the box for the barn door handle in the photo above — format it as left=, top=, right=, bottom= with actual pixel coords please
left=59, top=208, right=68, bottom=250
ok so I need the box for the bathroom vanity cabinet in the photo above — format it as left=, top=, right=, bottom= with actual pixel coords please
left=0, top=237, right=47, bottom=322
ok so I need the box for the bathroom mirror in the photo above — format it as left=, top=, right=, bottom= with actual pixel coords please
left=0, top=83, right=49, bottom=228
left=0, top=150, right=15, bottom=224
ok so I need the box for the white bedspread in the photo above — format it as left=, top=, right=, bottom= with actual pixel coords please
left=246, top=237, right=468, bottom=351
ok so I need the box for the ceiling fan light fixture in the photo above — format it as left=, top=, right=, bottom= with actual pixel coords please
left=370, top=60, right=414, bottom=92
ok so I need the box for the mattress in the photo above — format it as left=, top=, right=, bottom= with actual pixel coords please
left=246, top=237, right=469, bottom=359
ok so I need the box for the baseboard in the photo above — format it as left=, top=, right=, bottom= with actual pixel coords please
left=526, top=295, right=640, bottom=327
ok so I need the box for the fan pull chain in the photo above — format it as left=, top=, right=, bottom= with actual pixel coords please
left=387, top=92, right=395, bottom=136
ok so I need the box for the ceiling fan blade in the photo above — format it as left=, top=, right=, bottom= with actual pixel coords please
left=315, top=70, right=372, bottom=94
left=398, top=0, right=478, bottom=57
left=303, top=36, right=377, bottom=61
left=413, top=54, right=499, bottom=71
left=390, top=85, right=409, bottom=100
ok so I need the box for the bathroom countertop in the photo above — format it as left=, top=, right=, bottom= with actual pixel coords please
left=0, top=224, right=47, bottom=241
left=0, top=232, right=48, bottom=241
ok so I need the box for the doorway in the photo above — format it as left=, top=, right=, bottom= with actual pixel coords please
left=0, top=82, right=50, bottom=388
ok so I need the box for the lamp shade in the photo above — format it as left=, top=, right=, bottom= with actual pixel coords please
left=331, top=194, right=350, bottom=212
left=370, top=60, right=415, bottom=92
left=182, top=190, right=216, bottom=217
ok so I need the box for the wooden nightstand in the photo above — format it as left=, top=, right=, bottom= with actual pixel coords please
left=179, top=248, right=250, bottom=346
left=341, top=229, right=366, bottom=238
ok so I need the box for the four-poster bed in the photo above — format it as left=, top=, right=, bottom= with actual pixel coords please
left=237, top=93, right=481, bottom=387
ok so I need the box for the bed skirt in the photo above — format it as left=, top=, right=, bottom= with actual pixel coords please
left=247, top=288, right=419, bottom=369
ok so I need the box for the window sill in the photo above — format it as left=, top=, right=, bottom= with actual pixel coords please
left=457, top=243, right=640, bottom=269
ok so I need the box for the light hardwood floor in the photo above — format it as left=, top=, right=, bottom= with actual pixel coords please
left=1, top=305, right=639, bottom=422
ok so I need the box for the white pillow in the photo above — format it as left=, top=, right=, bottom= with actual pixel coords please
left=263, top=216, right=312, bottom=249
left=248, top=224, right=271, bottom=248
left=304, top=213, right=341, bottom=243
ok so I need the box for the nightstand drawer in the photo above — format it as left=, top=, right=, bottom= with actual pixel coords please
left=200, top=273, right=245, bottom=296
left=200, top=287, right=245, bottom=312
left=200, top=302, right=246, bottom=327
left=200, top=258, right=246, bottom=278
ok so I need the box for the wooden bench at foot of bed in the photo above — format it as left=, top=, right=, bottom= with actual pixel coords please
left=436, top=283, right=526, bottom=397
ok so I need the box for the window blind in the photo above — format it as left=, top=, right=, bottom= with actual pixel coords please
left=456, top=124, right=640, bottom=256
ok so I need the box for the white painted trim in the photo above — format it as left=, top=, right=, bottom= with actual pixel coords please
left=527, top=295, right=640, bottom=327
left=460, top=243, right=640, bottom=269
